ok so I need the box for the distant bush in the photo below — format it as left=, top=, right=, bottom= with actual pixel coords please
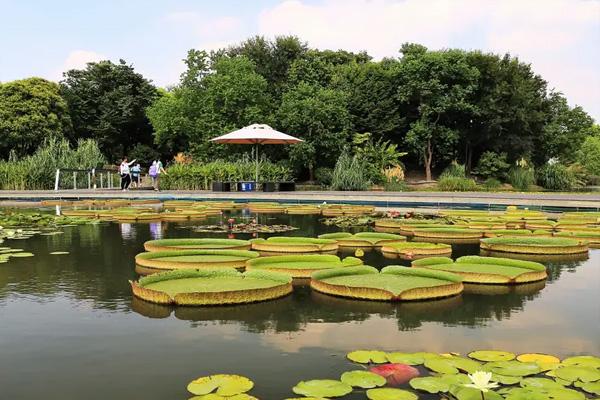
left=474, top=151, right=510, bottom=179
left=384, top=178, right=407, bottom=191
left=508, top=166, right=535, bottom=191
left=315, top=167, right=333, bottom=186
left=330, top=151, right=370, bottom=191
left=536, top=163, right=577, bottom=191
left=437, top=176, right=478, bottom=191
left=577, top=136, right=600, bottom=177
left=440, top=161, right=466, bottom=179
left=482, top=177, right=502, bottom=190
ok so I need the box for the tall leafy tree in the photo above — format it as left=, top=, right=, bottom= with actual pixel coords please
left=277, top=82, right=352, bottom=180
left=0, top=77, right=72, bottom=158
left=397, top=44, right=479, bottom=180
left=60, top=60, right=159, bottom=161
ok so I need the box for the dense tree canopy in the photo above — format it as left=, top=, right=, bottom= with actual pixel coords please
left=60, top=60, right=158, bottom=161
left=0, top=78, right=72, bottom=157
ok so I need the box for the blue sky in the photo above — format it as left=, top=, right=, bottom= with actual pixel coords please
left=1, top=0, right=599, bottom=119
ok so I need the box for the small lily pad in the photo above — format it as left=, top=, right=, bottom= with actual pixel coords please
left=555, top=366, right=600, bottom=382
left=485, top=361, right=541, bottom=377
left=189, top=395, right=258, bottom=400
left=520, top=377, right=566, bottom=389
left=50, top=251, right=70, bottom=255
left=450, top=386, right=503, bottom=400
left=187, top=374, right=254, bottom=396
left=517, top=353, right=560, bottom=365
left=562, top=356, right=600, bottom=369
left=366, top=387, right=418, bottom=400
left=386, top=352, right=425, bottom=365
left=292, top=379, right=352, bottom=398
left=409, top=376, right=450, bottom=393
left=491, top=373, right=521, bottom=385
left=469, top=350, right=516, bottom=362
left=341, top=370, right=386, bottom=388
left=8, top=252, right=34, bottom=257
left=575, top=380, right=600, bottom=395
left=347, top=350, right=388, bottom=364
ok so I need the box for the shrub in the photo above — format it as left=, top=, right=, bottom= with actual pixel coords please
left=474, top=151, right=510, bottom=179
left=508, top=166, right=535, bottom=191
left=330, top=151, right=370, bottom=191
left=437, top=176, right=478, bottom=191
left=536, top=163, right=577, bottom=191
left=440, top=161, right=465, bottom=178
left=482, top=177, right=502, bottom=190
left=315, top=167, right=333, bottom=186
left=384, top=178, right=407, bottom=191
left=577, top=136, right=600, bottom=177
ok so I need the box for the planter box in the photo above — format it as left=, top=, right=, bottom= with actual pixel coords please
left=262, top=182, right=277, bottom=192
left=278, top=182, right=296, bottom=191
left=212, top=181, right=231, bottom=192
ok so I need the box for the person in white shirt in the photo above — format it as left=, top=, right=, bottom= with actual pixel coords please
left=119, top=157, right=136, bottom=191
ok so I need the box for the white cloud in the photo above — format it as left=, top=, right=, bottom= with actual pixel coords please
left=56, top=50, right=107, bottom=80
left=257, top=0, right=600, bottom=119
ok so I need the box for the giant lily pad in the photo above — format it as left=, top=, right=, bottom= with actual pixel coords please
left=340, top=370, right=386, bottom=388
left=292, top=379, right=352, bottom=398
left=318, top=232, right=406, bottom=247
left=246, top=254, right=362, bottom=278
left=468, top=350, right=516, bottom=362
left=347, top=350, right=388, bottom=364
left=369, top=363, right=420, bottom=386
left=187, top=374, right=254, bottom=396
left=365, top=388, right=418, bottom=400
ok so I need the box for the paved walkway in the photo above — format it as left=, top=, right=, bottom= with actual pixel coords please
left=0, top=189, right=598, bottom=211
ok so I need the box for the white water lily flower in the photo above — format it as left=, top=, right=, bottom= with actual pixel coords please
left=464, top=371, right=499, bottom=393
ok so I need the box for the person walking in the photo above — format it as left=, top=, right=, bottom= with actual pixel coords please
left=149, top=160, right=167, bottom=191
left=131, top=163, right=141, bottom=188
left=119, top=157, right=136, bottom=191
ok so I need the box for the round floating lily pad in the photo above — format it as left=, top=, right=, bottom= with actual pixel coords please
left=480, top=236, right=588, bottom=255
left=501, top=386, right=585, bottom=400
left=251, top=236, right=338, bottom=253
left=144, top=238, right=251, bottom=252
left=340, top=370, right=386, bottom=388
left=369, top=363, right=420, bottom=386
left=318, top=231, right=406, bottom=247
left=366, top=387, right=418, bottom=400
left=492, top=373, right=522, bottom=385
left=347, top=350, right=388, bottom=364
left=385, top=352, right=426, bottom=365
left=189, top=395, right=258, bottom=400
left=8, top=252, right=34, bottom=257
left=409, top=376, right=450, bottom=393
left=555, top=366, right=600, bottom=382
left=246, top=254, right=362, bottom=278
left=576, top=381, right=600, bottom=395
left=517, top=353, right=560, bottom=365
left=451, top=386, right=503, bottom=400
left=520, top=377, right=566, bottom=389
left=50, top=251, right=69, bottom=255
left=135, top=249, right=260, bottom=273
left=468, top=350, right=516, bottom=362
left=186, top=374, right=254, bottom=396
left=424, top=356, right=481, bottom=374
left=485, top=361, right=541, bottom=377
left=292, top=379, right=352, bottom=398
left=562, top=355, right=600, bottom=369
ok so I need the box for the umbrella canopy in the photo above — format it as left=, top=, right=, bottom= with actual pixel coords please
left=210, top=124, right=302, bottom=184
left=210, top=124, right=302, bottom=145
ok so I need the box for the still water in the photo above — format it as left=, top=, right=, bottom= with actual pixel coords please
left=0, top=211, right=598, bottom=399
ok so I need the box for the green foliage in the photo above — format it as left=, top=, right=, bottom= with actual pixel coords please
left=474, top=151, right=510, bottom=179
left=60, top=60, right=158, bottom=160
left=129, top=143, right=161, bottom=166
left=577, top=135, right=600, bottom=177
left=0, top=78, right=72, bottom=158
left=536, top=162, right=578, bottom=191
left=440, top=161, right=466, bottom=178
left=352, top=132, right=407, bottom=184
left=315, top=167, right=333, bottom=186
left=330, top=151, right=370, bottom=191
left=160, top=157, right=291, bottom=190
left=384, top=178, right=407, bottom=192
left=437, top=176, right=478, bottom=191
left=0, top=138, right=105, bottom=190
left=482, top=178, right=502, bottom=190
left=508, top=166, right=535, bottom=191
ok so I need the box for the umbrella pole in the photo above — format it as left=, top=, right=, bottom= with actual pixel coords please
left=255, top=143, right=259, bottom=186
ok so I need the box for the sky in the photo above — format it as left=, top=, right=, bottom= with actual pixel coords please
left=1, top=0, right=599, bottom=119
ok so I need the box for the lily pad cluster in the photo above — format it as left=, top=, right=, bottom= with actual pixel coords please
left=187, top=374, right=258, bottom=399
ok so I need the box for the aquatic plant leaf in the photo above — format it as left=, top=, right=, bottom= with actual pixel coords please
left=485, top=361, right=541, bottom=376
left=517, top=353, right=560, bottom=365
left=491, top=373, right=521, bottom=385
left=365, top=387, right=418, bottom=400
left=292, top=379, right=352, bottom=397
left=424, top=358, right=458, bottom=374
left=187, top=374, right=254, bottom=396
left=8, top=252, right=34, bottom=257
left=576, top=381, right=600, bottom=395
left=468, top=350, right=516, bottom=362
left=409, top=376, right=450, bottom=393
left=451, top=387, right=503, bottom=400
left=520, top=377, right=565, bottom=389
left=555, top=366, right=600, bottom=382
left=439, top=374, right=470, bottom=385
left=189, top=395, right=258, bottom=400
left=347, top=350, right=388, bottom=364
left=341, top=370, right=386, bottom=388
left=369, top=363, right=420, bottom=385
left=562, top=356, right=600, bottom=369
left=385, top=352, right=425, bottom=365
left=502, top=386, right=585, bottom=400
left=50, top=251, right=69, bottom=255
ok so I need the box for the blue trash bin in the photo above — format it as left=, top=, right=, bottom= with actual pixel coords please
left=238, top=181, right=256, bottom=192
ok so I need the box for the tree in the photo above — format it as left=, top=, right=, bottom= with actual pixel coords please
left=0, top=78, right=72, bottom=158
left=577, top=136, right=600, bottom=177
left=277, top=82, right=352, bottom=180
left=537, top=92, right=594, bottom=163
left=60, top=60, right=159, bottom=161
left=397, top=45, right=479, bottom=180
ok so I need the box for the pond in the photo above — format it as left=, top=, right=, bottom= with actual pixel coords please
left=0, top=209, right=598, bottom=399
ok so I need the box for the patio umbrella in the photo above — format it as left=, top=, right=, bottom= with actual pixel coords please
left=210, top=124, right=302, bottom=183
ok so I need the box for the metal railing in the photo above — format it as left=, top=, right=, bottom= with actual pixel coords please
left=54, top=168, right=121, bottom=191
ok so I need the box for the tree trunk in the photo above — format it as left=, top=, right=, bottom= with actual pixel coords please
left=308, top=163, right=315, bottom=182
left=425, top=140, right=433, bottom=181
left=465, top=142, right=472, bottom=175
